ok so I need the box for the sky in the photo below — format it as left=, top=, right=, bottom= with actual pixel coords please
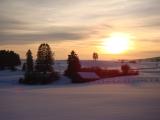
left=0, top=0, right=160, bottom=60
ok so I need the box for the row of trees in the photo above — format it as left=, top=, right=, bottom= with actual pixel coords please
left=0, top=45, right=131, bottom=84
left=0, top=50, right=21, bottom=70
left=23, top=48, right=84, bottom=84
left=22, top=46, right=98, bottom=81
left=0, top=42, right=85, bottom=84
left=0, top=44, right=134, bottom=84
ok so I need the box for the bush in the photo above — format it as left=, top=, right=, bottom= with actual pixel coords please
left=121, top=64, right=130, bottom=74
left=19, top=71, right=59, bottom=85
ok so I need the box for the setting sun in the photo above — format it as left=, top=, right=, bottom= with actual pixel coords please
left=102, top=32, right=132, bottom=54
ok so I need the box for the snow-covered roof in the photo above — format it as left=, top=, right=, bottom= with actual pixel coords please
left=77, top=72, right=100, bottom=79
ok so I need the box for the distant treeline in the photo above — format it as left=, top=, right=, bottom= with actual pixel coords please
left=140, top=57, right=160, bottom=62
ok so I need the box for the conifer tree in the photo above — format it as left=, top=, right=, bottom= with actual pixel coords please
left=26, top=49, right=34, bottom=72
left=35, top=43, right=54, bottom=73
left=66, top=50, right=81, bottom=77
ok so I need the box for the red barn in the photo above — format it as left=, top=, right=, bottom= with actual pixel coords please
left=73, top=72, right=100, bottom=83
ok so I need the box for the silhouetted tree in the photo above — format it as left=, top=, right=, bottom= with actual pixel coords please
left=93, top=52, right=98, bottom=61
left=93, top=52, right=98, bottom=68
left=22, top=63, right=26, bottom=71
left=0, top=50, right=21, bottom=70
left=26, top=49, right=34, bottom=72
left=35, top=43, right=54, bottom=73
left=65, top=50, right=81, bottom=77
left=19, top=43, right=59, bottom=85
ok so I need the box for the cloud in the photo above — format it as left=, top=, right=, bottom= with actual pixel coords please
left=136, top=20, right=160, bottom=28
left=0, top=30, right=89, bottom=45
left=132, top=50, right=160, bottom=57
left=0, top=0, right=160, bottom=45
left=137, top=38, right=160, bottom=43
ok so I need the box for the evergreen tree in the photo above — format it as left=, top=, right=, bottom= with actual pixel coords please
left=35, top=43, right=54, bottom=73
left=22, top=63, right=26, bottom=71
left=26, top=49, right=34, bottom=72
left=20, top=43, right=59, bottom=85
left=65, top=50, right=81, bottom=77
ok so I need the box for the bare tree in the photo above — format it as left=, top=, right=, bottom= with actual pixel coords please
left=93, top=52, right=98, bottom=67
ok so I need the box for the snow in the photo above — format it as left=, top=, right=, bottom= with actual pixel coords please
left=0, top=70, right=23, bottom=87
left=1, top=83, right=160, bottom=120
left=78, top=72, right=100, bottom=79
left=0, top=61, right=160, bottom=120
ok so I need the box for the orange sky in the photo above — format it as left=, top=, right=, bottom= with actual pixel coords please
left=0, top=0, right=160, bottom=60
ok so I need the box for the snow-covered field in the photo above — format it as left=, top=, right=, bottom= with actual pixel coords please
left=0, top=60, right=160, bottom=120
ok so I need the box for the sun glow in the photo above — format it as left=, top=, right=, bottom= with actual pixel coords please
left=102, top=32, right=132, bottom=54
